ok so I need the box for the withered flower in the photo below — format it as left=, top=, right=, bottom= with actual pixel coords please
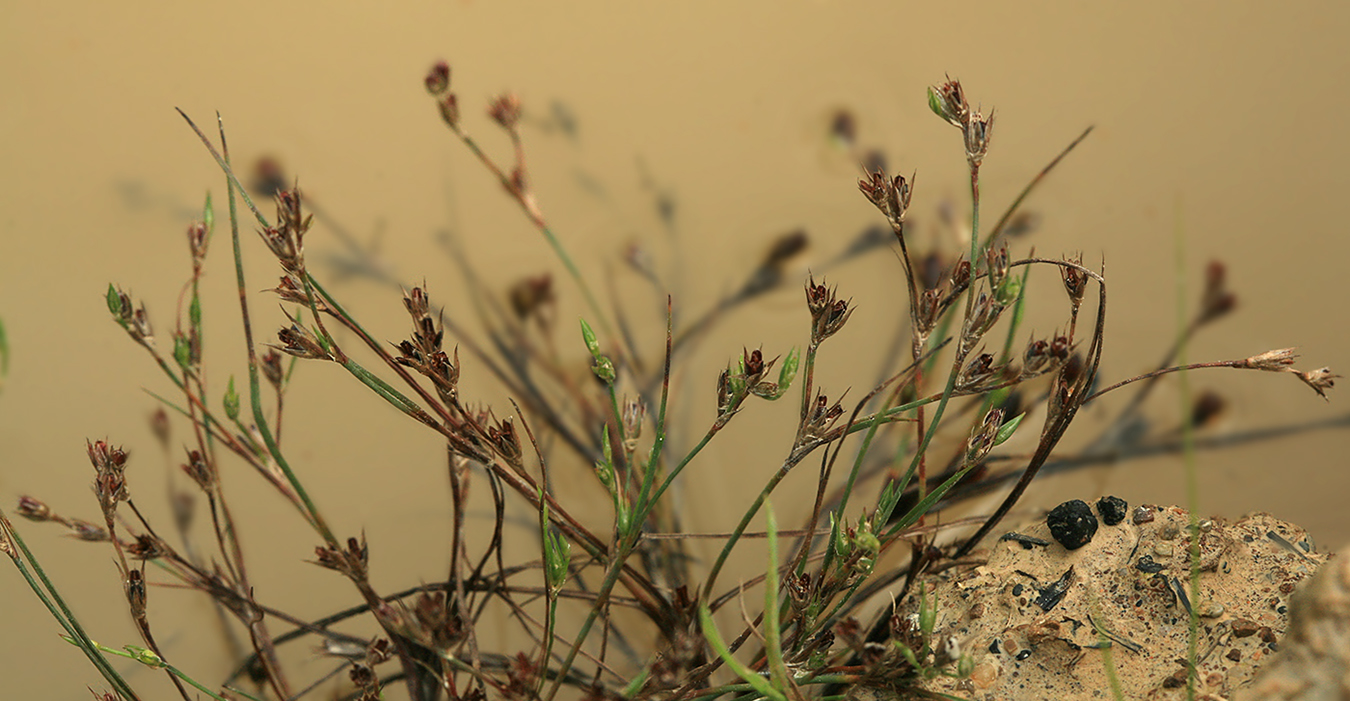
left=509, top=274, right=554, bottom=321
left=186, top=220, right=209, bottom=264
left=438, top=92, right=460, bottom=129
left=964, top=408, right=1005, bottom=466
left=964, top=109, right=995, bottom=167
left=312, top=535, right=369, bottom=581
left=1060, top=254, right=1089, bottom=312
left=805, top=276, right=854, bottom=344
left=927, top=76, right=969, bottom=128
left=1240, top=348, right=1298, bottom=371
left=961, top=291, right=1006, bottom=353
left=261, top=349, right=284, bottom=388
left=916, top=287, right=943, bottom=338
left=127, top=534, right=170, bottom=560
left=273, top=321, right=333, bottom=361
left=986, top=243, right=1010, bottom=290
left=958, top=352, right=1010, bottom=393
left=857, top=169, right=913, bottom=227
left=488, top=417, right=523, bottom=467
left=1198, top=259, right=1237, bottom=324
left=182, top=451, right=216, bottom=494
left=949, top=257, right=972, bottom=290
left=802, top=391, right=845, bottom=441
left=622, top=397, right=646, bottom=450
left=1297, top=367, right=1339, bottom=399
left=88, top=440, right=129, bottom=518
left=16, top=495, right=51, bottom=521
left=1022, top=337, right=1060, bottom=378
left=125, top=569, right=147, bottom=620
left=425, top=61, right=451, bottom=95
left=68, top=519, right=109, bottom=542
left=271, top=273, right=313, bottom=306
left=0, top=515, right=15, bottom=560
left=488, top=92, right=523, bottom=130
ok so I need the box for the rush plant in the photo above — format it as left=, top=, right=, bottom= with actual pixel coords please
left=0, top=67, right=1338, bottom=701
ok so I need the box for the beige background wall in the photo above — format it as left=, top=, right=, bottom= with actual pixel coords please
left=2, top=2, right=1347, bottom=698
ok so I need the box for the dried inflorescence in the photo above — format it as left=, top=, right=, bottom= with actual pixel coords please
left=857, top=169, right=913, bottom=229
left=393, top=285, right=461, bottom=405
left=805, top=276, right=854, bottom=345
left=929, top=75, right=995, bottom=167
left=312, top=535, right=369, bottom=581
left=106, top=285, right=154, bottom=347
left=87, top=440, right=129, bottom=520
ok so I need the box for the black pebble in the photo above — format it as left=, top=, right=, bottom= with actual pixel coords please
left=1015, top=649, right=1032, bottom=661
left=1097, top=496, right=1128, bottom=526
left=1047, top=499, right=1098, bottom=550
left=1135, top=555, right=1165, bottom=573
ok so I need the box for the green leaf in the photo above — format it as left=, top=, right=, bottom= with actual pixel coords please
left=105, top=284, right=121, bottom=317
left=993, top=412, right=1026, bottom=447
left=699, top=601, right=785, bottom=701
left=777, top=347, right=800, bottom=390
left=579, top=317, right=600, bottom=357
left=544, top=529, right=571, bottom=591
left=189, top=296, right=202, bottom=328
left=173, top=334, right=191, bottom=369
left=223, top=376, right=240, bottom=421
left=202, top=191, right=214, bottom=234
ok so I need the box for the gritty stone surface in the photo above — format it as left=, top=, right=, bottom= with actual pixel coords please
left=1239, top=543, right=1350, bottom=701
left=900, top=506, right=1326, bottom=700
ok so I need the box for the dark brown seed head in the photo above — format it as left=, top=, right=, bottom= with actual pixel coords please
left=127, top=534, right=170, bottom=560
left=438, top=92, right=461, bottom=129
left=803, top=391, right=844, bottom=440
left=1190, top=390, right=1227, bottom=429
left=274, top=323, right=332, bottom=361
left=261, top=350, right=284, bottom=388
left=986, top=243, right=1010, bottom=290
left=182, top=450, right=215, bottom=491
left=488, top=92, right=523, bottom=130
left=1199, top=259, right=1237, bottom=324
left=250, top=157, right=287, bottom=198
left=16, top=495, right=51, bottom=521
left=1060, top=254, right=1088, bottom=310
left=68, top=519, right=109, bottom=542
left=125, top=569, right=147, bottom=618
left=857, top=169, right=912, bottom=226
left=830, top=108, right=857, bottom=147
left=425, top=61, right=451, bottom=95
left=743, top=348, right=766, bottom=384
left=508, top=274, right=554, bottom=320
left=950, top=258, right=971, bottom=290
left=965, top=408, right=1004, bottom=465
left=488, top=418, right=523, bottom=466
left=149, top=408, right=171, bottom=447
left=311, top=534, right=369, bottom=581
left=804, top=276, right=853, bottom=344
left=186, top=221, right=209, bottom=263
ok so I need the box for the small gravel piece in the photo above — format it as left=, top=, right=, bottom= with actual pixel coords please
left=1047, top=499, right=1098, bottom=550
left=1097, top=495, right=1129, bottom=526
